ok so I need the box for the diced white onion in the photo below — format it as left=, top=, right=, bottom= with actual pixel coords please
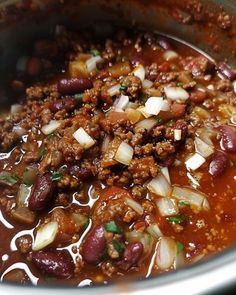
left=17, top=184, right=31, bottom=206
left=147, top=173, right=172, bottom=197
left=185, top=153, right=206, bottom=171
left=114, top=141, right=134, bottom=165
left=196, top=127, right=215, bottom=146
left=156, top=198, right=179, bottom=217
left=132, top=64, right=145, bottom=81
left=41, top=120, right=61, bottom=135
left=194, top=137, right=214, bottom=158
left=164, top=87, right=189, bottom=101
left=125, top=197, right=144, bottom=215
left=144, top=97, right=170, bottom=116
left=160, top=167, right=170, bottom=183
left=86, top=55, right=103, bottom=72
left=142, top=79, right=153, bottom=89
left=137, top=106, right=152, bottom=118
left=16, top=56, right=29, bottom=72
left=172, top=186, right=210, bottom=211
left=147, top=223, right=163, bottom=238
left=163, top=50, right=179, bottom=61
left=12, top=125, right=27, bottom=136
left=207, top=84, right=215, bottom=91
left=156, top=237, right=177, bottom=270
left=134, top=118, right=157, bottom=133
left=125, top=108, right=142, bottom=124
left=114, top=95, right=129, bottom=111
left=33, top=221, right=59, bottom=251
left=107, top=84, right=120, bottom=96
left=73, top=127, right=96, bottom=149
left=174, top=129, right=182, bottom=141
left=11, top=104, right=23, bottom=114
left=101, top=134, right=111, bottom=153
left=160, top=100, right=170, bottom=111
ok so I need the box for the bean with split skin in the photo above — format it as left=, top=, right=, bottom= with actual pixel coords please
left=32, top=250, right=74, bottom=278
left=28, top=173, right=55, bottom=211
left=220, top=125, right=236, bottom=152
left=116, top=242, right=143, bottom=271
left=57, top=78, right=93, bottom=95
left=82, top=225, right=106, bottom=265
left=218, top=62, right=236, bottom=81
left=50, top=97, right=78, bottom=113
left=209, top=152, right=228, bottom=177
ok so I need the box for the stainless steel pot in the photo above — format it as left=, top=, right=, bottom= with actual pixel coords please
left=0, top=1, right=235, bottom=294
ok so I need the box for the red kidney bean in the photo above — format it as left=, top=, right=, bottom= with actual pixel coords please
left=82, top=225, right=106, bottom=264
left=218, top=62, right=236, bottom=81
left=209, top=152, right=228, bottom=177
left=220, top=125, right=236, bottom=152
left=172, top=120, right=188, bottom=139
left=57, top=78, right=93, bottom=95
left=116, top=242, right=143, bottom=271
left=32, top=250, right=74, bottom=278
left=50, top=97, right=78, bottom=113
left=28, top=173, right=55, bottom=211
left=69, top=165, right=93, bottom=180
left=170, top=102, right=186, bottom=118
left=190, top=90, right=207, bottom=103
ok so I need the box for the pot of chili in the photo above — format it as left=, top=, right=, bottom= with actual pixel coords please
left=0, top=0, right=236, bottom=294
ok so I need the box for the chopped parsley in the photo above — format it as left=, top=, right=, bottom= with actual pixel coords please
left=119, top=84, right=128, bottom=91
left=139, top=93, right=149, bottom=104
left=112, top=240, right=125, bottom=254
left=90, top=49, right=101, bottom=57
left=0, top=173, right=19, bottom=186
left=155, top=117, right=162, bottom=123
left=179, top=200, right=190, bottom=207
left=167, top=215, right=186, bottom=224
left=51, top=171, right=62, bottom=182
left=177, top=241, right=184, bottom=254
left=39, top=146, right=47, bottom=158
left=74, top=93, right=84, bottom=101
left=47, top=133, right=55, bottom=140
left=176, top=82, right=183, bottom=87
left=104, top=221, right=122, bottom=234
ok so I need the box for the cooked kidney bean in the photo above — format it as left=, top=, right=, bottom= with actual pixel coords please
left=116, top=242, right=143, bottom=271
left=209, top=152, right=228, bottom=177
left=82, top=225, right=106, bottom=264
left=190, top=90, right=207, bottom=103
left=172, top=120, right=188, bottom=139
left=28, top=173, right=55, bottom=211
left=50, top=97, right=78, bottom=112
left=32, top=250, right=74, bottom=278
left=57, top=78, right=93, bottom=95
left=220, top=125, right=236, bottom=152
left=69, top=165, right=93, bottom=180
left=170, top=102, right=186, bottom=118
left=218, top=62, right=236, bottom=81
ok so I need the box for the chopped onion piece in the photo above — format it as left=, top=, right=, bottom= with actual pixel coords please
left=172, top=186, right=210, bottom=211
left=160, top=100, right=170, bottom=111
left=134, top=118, right=157, bottom=133
left=156, top=198, right=179, bottom=216
left=114, top=95, right=129, bottom=111
left=185, top=153, right=206, bottom=171
left=163, top=50, right=179, bottom=61
left=144, top=97, right=162, bottom=115
left=147, top=173, right=172, bottom=197
left=142, top=79, right=153, bottom=89
left=207, top=84, right=215, bottom=91
left=125, top=197, right=144, bottom=215
left=125, top=108, right=142, bottom=124
left=114, top=141, right=134, bottom=165
left=101, top=134, right=111, bottom=153
left=86, top=55, right=103, bottom=72
left=160, top=167, right=170, bottom=183
left=132, top=64, right=145, bottom=81
left=12, top=125, right=27, bottom=136
left=33, top=221, right=59, bottom=251
left=194, top=137, right=214, bottom=158
left=17, top=184, right=31, bottom=206
left=73, top=127, right=96, bottom=149
left=147, top=223, right=163, bottom=238
left=41, top=120, right=61, bottom=135
left=107, top=84, right=120, bottom=96
left=174, top=129, right=182, bottom=141
left=156, top=237, right=177, bottom=270
left=137, top=106, right=152, bottom=118
left=164, top=86, right=189, bottom=101
left=11, top=104, right=23, bottom=114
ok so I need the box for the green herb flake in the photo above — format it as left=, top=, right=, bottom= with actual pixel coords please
left=119, top=84, right=128, bottom=91
left=51, top=171, right=62, bottom=182
left=155, top=117, right=162, bottom=123
left=39, top=146, right=47, bottom=158
left=74, top=93, right=84, bottom=101
left=179, top=200, right=190, bottom=207
left=112, top=240, right=125, bottom=254
left=0, top=174, right=19, bottom=186
left=167, top=215, right=186, bottom=224
left=139, top=93, right=149, bottom=105
left=176, top=82, right=183, bottom=87
left=177, top=241, right=184, bottom=254
left=104, top=221, right=122, bottom=234
left=90, top=49, right=101, bottom=57
left=47, top=133, right=55, bottom=140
